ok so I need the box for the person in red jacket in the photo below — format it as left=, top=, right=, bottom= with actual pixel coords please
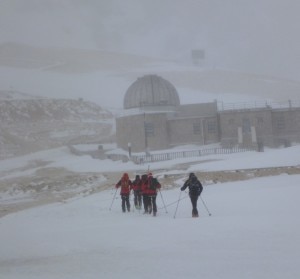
left=146, top=173, right=161, bottom=216
left=132, top=175, right=142, bottom=209
left=115, top=173, right=132, bottom=213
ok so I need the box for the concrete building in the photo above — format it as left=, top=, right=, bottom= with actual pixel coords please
left=116, top=75, right=300, bottom=153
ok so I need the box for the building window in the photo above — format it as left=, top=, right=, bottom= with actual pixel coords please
left=207, top=120, right=216, bottom=134
left=144, top=122, right=154, bottom=137
left=193, top=123, right=202, bottom=135
left=276, top=115, right=285, bottom=130
left=242, top=118, right=251, bottom=133
left=257, top=117, right=264, bottom=124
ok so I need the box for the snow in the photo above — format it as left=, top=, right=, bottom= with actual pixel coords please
left=0, top=145, right=300, bottom=279
left=1, top=2, right=300, bottom=277
left=1, top=145, right=300, bottom=179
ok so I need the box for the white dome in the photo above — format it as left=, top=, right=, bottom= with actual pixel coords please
left=124, top=75, right=180, bottom=109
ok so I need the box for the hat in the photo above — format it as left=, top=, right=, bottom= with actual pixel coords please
left=189, top=172, right=195, bottom=178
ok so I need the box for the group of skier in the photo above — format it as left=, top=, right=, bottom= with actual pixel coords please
left=115, top=172, right=161, bottom=216
left=115, top=171, right=203, bottom=218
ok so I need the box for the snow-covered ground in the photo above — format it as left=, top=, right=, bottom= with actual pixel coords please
left=0, top=144, right=300, bottom=279
left=1, top=2, right=300, bottom=277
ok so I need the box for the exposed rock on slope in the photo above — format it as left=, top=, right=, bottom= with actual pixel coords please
left=0, top=90, right=114, bottom=159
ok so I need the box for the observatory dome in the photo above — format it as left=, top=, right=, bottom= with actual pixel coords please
left=123, top=75, right=180, bottom=109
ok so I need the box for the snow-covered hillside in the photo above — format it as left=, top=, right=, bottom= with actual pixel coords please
left=0, top=91, right=114, bottom=159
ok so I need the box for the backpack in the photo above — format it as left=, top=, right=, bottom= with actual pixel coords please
left=189, top=179, right=202, bottom=195
left=148, top=177, right=159, bottom=190
left=121, top=180, right=129, bottom=190
left=132, top=178, right=141, bottom=191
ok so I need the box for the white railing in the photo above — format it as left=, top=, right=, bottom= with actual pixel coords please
left=218, top=100, right=300, bottom=111
left=130, top=146, right=256, bottom=164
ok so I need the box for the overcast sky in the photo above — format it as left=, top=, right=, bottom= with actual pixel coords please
left=1, top=0, right=300, bottom=106
left=1, top=0, right=300, bottom=75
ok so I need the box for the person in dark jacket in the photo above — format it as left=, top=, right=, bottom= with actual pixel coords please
left=132, top=175, right=142, bottom=209
left=146, top=172, right=161, bottom=217
left=181, top=172, right=203, bottom=217
left=141, top=174, right=150, bottom=214
left=115, top=173, right=132, bottom=213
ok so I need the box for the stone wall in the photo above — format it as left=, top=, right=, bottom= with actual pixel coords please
left=116, top=113, right=169, bottom=152
left=168, top=116, right=219, bottom=145
left=271, top=108, right=300, bottom=146
left=219, top=108, right=273, bottom=147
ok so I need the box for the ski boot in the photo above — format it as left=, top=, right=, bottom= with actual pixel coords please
left=192, top=210, right=199, bottom=217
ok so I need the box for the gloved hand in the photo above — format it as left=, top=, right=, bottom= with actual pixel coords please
left=180, top=187, right=184, bottom=191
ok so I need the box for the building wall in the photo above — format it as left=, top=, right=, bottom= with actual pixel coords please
left=219, top=109, right=274, bottom=147
left=168, top=118, right=204, bottom=145
left=116, top=104, right=300, bottom=152
left=168, top=116, right=219, bottom=146
left=116, top=114, right=146, bottom=152
left=271, top=108, right=300, bottom=146
left=116, top=113, right=169, bottom=152
left=203, top=116, right=220, bottom=144
left=176, top=102, right=218, bottom=118
left=144, top=113, right=170, bottom=151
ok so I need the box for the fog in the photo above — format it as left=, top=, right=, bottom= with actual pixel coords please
left=1, top=0, right=300, bottom=107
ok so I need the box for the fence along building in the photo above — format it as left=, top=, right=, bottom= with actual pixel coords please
left=116, top=75, right=300, bottom=153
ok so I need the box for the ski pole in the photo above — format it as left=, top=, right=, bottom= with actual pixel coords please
left=130, top=191, right=135, bottom=212
left=159, top=189, right=168, bottom=213
left=200, top=196, right=212, bottom=216
left=158, top=195, right=188, bottom=210
left=109, top=188, right=118, bottom=211
left=173, top=190, right=182, bottom=219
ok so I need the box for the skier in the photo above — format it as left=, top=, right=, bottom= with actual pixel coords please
left=132, top=174, right=142, bottom=209
left=115, top=173, right=132, bottom=213
left=146, top=173, right=161, bottom=217
left=141, top=174, right=150, bottom=214
left=181, top=172, right=203, bottom=217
